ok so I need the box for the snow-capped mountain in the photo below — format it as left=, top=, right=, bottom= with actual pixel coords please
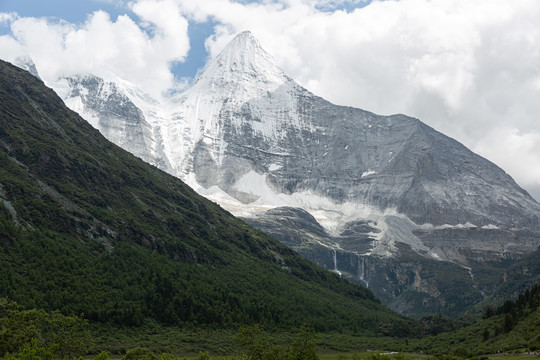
left=164, top=30, right=300, bottom=179
left=16, top=31, right=540, bottom=317
left=166, top=32, right=540, bottom=231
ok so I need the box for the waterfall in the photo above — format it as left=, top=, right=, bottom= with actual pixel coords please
left=357, top=254, right=369, bottom=287
left=461, top=265, right=486, bottom=298
left=332, top=248, right=342, bottom=277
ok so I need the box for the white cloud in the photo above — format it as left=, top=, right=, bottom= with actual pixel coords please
left=1, top=1, right=190, bottom=99
left=474, top=128, right=540, bottom=200
left=0, top=12, right=18, bottom=25
left=172, top=0, right=540, bottom=199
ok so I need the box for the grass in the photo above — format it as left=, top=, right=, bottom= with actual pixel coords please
left=102, top=352, right=540, bottom=360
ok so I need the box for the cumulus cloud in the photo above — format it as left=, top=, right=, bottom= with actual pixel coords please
left=172, top=0, right=540, bottom=200
left=0, top=10, right=24, bottom=61
left=1, top=0, right=190, bottom=98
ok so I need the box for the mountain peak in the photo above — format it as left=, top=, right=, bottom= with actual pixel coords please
left=195, top=31, right=289, bottom=93
left=216, top=30, right=267, bottom=62
left=231, top=30, right=257, bottom=43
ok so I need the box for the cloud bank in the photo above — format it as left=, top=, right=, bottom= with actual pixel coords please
left=0, top=0, right=190, bottom=98
left=1, top=0, right=540, bottom=199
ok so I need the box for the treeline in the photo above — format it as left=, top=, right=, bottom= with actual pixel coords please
left=483, top=283, right=540, bottom=333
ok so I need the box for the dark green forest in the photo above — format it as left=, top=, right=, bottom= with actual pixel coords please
left=2, top=285, right=540, bottom=359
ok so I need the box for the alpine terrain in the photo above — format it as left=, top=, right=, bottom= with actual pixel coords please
left=0, top=58, right=414, bottom=337
left=22, top=31, right=540, bottom=317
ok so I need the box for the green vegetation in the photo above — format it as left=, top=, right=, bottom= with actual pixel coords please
left=2, top=295, right=540, bottom=360
left=414, top=284, right=540, bottom=355
left=0, top=298, right=88, bottom=359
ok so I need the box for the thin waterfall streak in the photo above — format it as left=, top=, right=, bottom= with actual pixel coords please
left=332, top=248, right=342, bottom=277
left=357, top=254, right=368, bottom=287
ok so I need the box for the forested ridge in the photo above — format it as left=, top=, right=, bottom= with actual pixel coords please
left=0, top=59, right=415, bottom=335
left=2, top=285, right=540, bottom=358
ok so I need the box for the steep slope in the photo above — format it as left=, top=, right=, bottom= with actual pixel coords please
left=0, top=60, right=414, bottom=334
left=32, top=31, right=540, bottom=317
left=471, top=246, right=540, bottom=310
left=50, top=73, right=172, bottom=172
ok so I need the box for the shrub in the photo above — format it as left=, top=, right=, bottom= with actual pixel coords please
left=123, top=348, right=157, bottom=360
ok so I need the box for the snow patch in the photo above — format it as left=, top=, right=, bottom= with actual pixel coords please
left=234, top=171, right=277, bottom=200
left=418, top=222, right=480, bottom=230
left=361, top=169, right=377, bottom=178
left=366, top=215, right=442, bottom=260
left=63, top=95, right=101, bottom=130
left=187, top=169, right=402, bottom=238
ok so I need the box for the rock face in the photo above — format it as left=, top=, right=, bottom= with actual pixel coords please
left=65, top=75, right=151, bottom=158
left=242, top=207, right=540, bottom=317
left=17, top=31, right=540, bottom=317
left=49, top=74, right=173, bottom=173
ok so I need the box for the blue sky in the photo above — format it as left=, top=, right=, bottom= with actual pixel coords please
left=0, top=0, right=123, bottom=21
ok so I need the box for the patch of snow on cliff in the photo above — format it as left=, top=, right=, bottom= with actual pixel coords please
left=367, top=215, right=442, bottom=260
left=269, top=163, right=281, bottom=171
left=63, top=95, right=101, bottom=129
left=361, top=169, right=377, bottom=178
left=226, top=170, right=406, bottom=240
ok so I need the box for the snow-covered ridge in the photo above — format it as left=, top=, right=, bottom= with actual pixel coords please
left=13, top=55, right=41, bottom=80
